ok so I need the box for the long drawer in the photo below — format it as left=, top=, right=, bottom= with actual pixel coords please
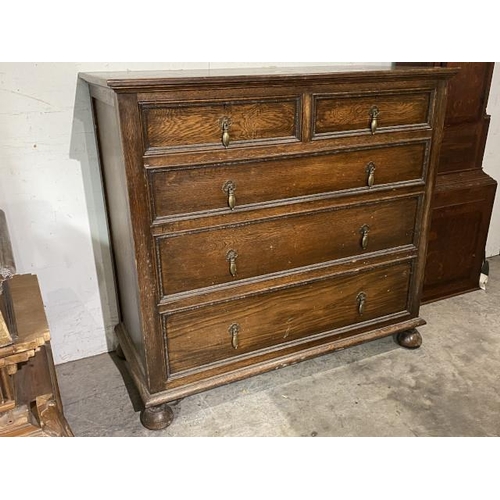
left=157, top=196, right=419, bottom=296
left=149, top=141, right=428, bottom=220
left=313, top=89, right=433, bottom=138
left=165, top=261, right=412, bottom=374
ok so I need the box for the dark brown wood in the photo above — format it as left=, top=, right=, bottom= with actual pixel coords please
left=80, top=65, right=455, bottom=91
left=166, top=261, right=412, bottom=374
left=396, top=63, right=497, bottom=301
left=143, top=97, right=301, bottom=151
left=406, top=79, right=450, bottom=319
left=159, top=248, right=418, bottom=314
left=423, top=170, right=497, bottom=302
left=140, top=403, right=174, bottom=431
left=152, top=184, right=425, bottom=236
left=149, top=141, right=428, bottom=220
left=115, top=322, right=151, bottom=404
left=158, top=196, right=418, bottom=296
left=313, top=90, right=432, bottom=136
left=80, top=66, right=455, bottom=430
left=117, top=94, right=169, bottom=394
left=443, top=63, right=493, bottom=125
left=396, top=329, right=422, bottom=349
left=438, top=63, right=494, bottom=174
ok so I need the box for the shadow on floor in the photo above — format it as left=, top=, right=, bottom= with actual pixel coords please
left=108, top=351, right=143, bottom=413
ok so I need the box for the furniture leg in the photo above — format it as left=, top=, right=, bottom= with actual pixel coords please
left=140, top=403, right=174, bottom=431
left=396, top=329, right=423, bottom=349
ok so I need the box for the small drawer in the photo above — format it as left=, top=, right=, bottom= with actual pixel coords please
left=313, top=90, right=433, bottom=138
left=157, top=197, right=418, bottom=296
left=164, top=261, right=412, bottom=374
left=149, top=142, right=428, bottom=219
left=141, top=96, right=301, bottom=152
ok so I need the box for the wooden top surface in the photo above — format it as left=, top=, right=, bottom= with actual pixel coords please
left=79, top=65, right=458, bottom=90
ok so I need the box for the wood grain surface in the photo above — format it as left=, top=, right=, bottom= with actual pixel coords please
left=314, top=91, right=432, bottom=136
left=166, top=261, right=412, bottom=373
left=158, top=196, right=419, bottom=296
left=143, top=98, right=300, bottom=150
left=149, top=141, right=428, bottom=219
left=396, top=63, right=497, bottom=302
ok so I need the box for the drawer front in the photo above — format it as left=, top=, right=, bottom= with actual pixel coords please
left=157, top=197, right=418, bottom=296
left=150, top=142, right=427, bottom=219
left=313, top=90, right=433, bottom=137
left=142, top=97, right=301, bottom=151
left=165, top=261, right=412, bottom=374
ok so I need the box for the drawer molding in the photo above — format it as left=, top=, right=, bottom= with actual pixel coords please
left=155, top=196, right=420, bottom=297
left=147, top=139, right=431, bottom=223
left=158, top=249, right=418, bottom=314
left=312, top=88, right=436, bottom=139
left=163, top=261, right=413, bottom=374
left=152, top=188, right=424, bottom=236
left=164, top=310, right=414, bottom=381
left=161, top=313, right=426, bottom=394
left=141, top=95, right=303, bottom=154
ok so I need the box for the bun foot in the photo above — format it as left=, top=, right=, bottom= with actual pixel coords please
left=115, top=343, right=126, bottom=360
left=140, top=404, right=174, bottom=430
left=396, top=329, right=422, bottom=349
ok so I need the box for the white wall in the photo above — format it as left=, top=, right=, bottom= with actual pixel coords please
left=483, top=63, right=500, bottom=257
left=0, top=62, right=390, bottom=364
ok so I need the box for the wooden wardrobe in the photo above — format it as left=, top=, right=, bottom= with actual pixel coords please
left=397, top=62, right=497, bottom=302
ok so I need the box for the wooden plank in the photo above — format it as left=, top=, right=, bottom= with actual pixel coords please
left=79, top=66, right=457, bottom=91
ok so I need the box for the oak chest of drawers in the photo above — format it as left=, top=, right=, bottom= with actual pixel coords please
left=81, top=66, right=455, bottom=430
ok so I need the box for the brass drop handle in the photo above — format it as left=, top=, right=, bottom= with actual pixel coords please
left=221, top=117, right=231, bottom=148
left=229, top=323, right=240, bottom=350
left=366, top=162, right=376, bottom=188
left=360, top=224, right=370, bottom=250
left=226, top=250, right=238, bottom=277
left=370, top=106, right=379, bottom=134
left=357, top=292, right=367, bottom=315
left=222, top=181, right=236, bottom=210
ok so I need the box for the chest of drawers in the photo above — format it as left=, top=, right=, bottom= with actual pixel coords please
left=81, top=66, right=455, bottom=430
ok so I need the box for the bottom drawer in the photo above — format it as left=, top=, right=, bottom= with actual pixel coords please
left=165, top=261, right=412, bottom=374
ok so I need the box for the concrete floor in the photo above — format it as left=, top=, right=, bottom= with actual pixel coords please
left=56, top=256, right=500, bottom=437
